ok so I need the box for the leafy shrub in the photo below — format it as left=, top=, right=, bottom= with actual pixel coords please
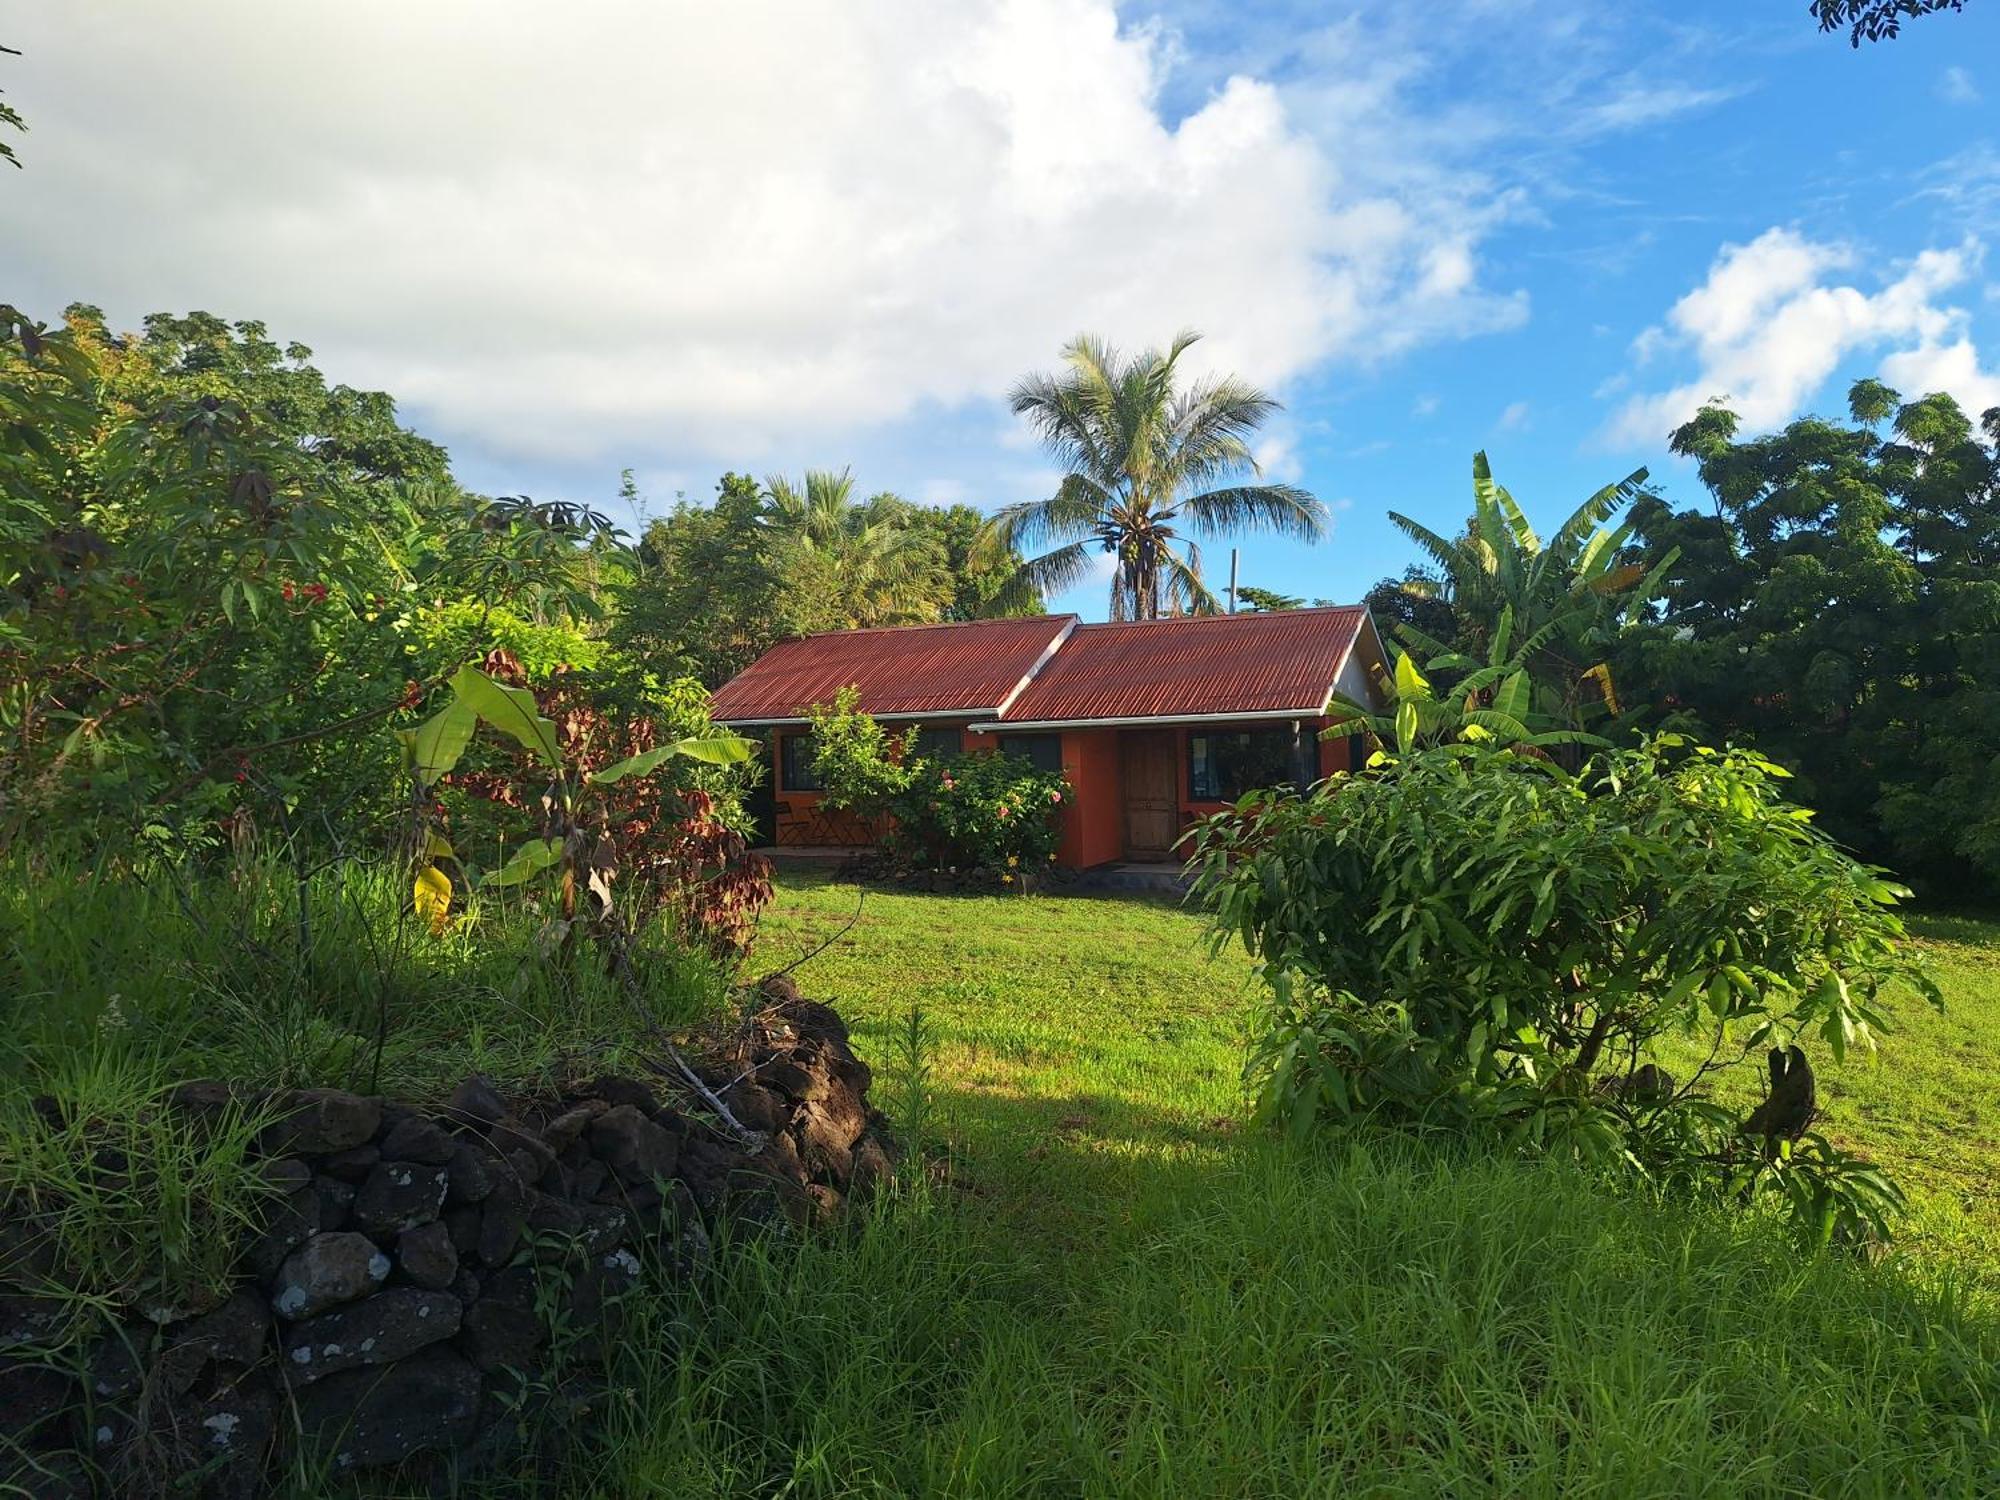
left=1190, top=735, right=1939, bottom=1247
left=804, top=685, right=915, bottom=815
left=888, top=751, right=1066, bottom=882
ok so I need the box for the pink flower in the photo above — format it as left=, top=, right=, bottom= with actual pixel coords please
left=1049, top=790, right=1062, bottom=804
left=996, top=804, right=1009, bottom=818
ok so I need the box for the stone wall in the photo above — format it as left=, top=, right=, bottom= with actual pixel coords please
left=0, top=985, right=893, bottom=1497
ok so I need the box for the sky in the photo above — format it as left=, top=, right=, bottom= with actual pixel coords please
left=6, top=1, right=2000, bottom=619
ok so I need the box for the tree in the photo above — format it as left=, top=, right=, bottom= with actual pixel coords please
left=1812, top=0, right=1967, bottom=44
left=762, top=469, right=946, bottom=629
left=1614, top=380, right=2000, bottom=895
left=901, top=502, right=1042, bottom=621
left=1379, top=453, right=1671, bottom=732
left=1237, top=585, right=1304, bottom=612
left=989, top=332, right=1328, bottom=620
left=1, top=43, right=23, bottom=169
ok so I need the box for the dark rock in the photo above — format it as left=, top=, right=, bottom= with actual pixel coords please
left=257, top=1156, right=312, bottom=1193
left=397, top=1221, right=459, bottom=1290
left=458, top=1266, right=542, bottom=1372
left=379, top=1112, right=454, bottom=1166
left=314, top=1175, right=356, bottom=1231
left=539, top=1098, right=607, bottom=1153
left=849, top=1134, right=894, bottom=1197
left=245, top=1184, right=321, bottom=1279
left=86, top=1330, right=144, bottom=1400
left=756, top=1057, right=815, bottom=1100
left=492, top=1119, right=557, bottom=1176
left=797, top=1093, right=867, bottom=1181
left=169, top=1078, right=255, bottom=1114
left=184, top=1369, right=279, bottom=1494
left=0, top=1217, right=57, bottom=1285
left=318, top=1144, right=381, bottom=1183
left=524, top=1191, right=584, bottom=1246
left=297, top=1346, right=481, bottom=1470
left=583, top=1075, right=658, bottom=1114
left=444, top=1138, right=498, bottom=1206
left=722, top=1081, right=785, bottom=1135
left=282, top=1287, right=461, bottom=1385
left=352, top=1159, right=449, bottom=1236
left=0, top=1357, right=75, bottom=1434
left=445, top=1074, right=510, bottom=1130
left=674, top=1134, right=741, bottom=1211
left=161, top=1289, right=270, bottom=1393
left=260, top=1089, right=382, bottom=1155
left=272, top=1232, right=390, bottom=1321
left=477, top=1175, right=529, bottom=1267
left=572, top=1159, right=611, bottom=1202
left=805, top=1183, right=845, bottom=1223
left=0, top=1291, right=69, bottom=1350
left=0, top=1449, right=91, bottom=1500
left=443, top=1206, right=483, bottom=1258
left=450, top=1268, right=482, bottom=1304
left=756, top=971, right=802, bottom=1005
left=588, top=1104, right=679, bottom=1186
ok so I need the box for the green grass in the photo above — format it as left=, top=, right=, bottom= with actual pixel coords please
left=6, top=861, right=1999, bottom=1496
left=549, top=873, right=2000, bottom=1498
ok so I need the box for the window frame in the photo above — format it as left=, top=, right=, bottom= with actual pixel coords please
left=1187, top=724, right=1309, bottom=802
left=995, top=732, right=1064, bottom=774
left=778, top=732, right=823, bottom=793
left=906, top=725, right=964, bottom=765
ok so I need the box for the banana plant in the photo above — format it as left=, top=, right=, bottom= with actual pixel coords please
left=1324, top=606, right=1607, bottom=760
left=1384, top=454, right=1679, bottom=731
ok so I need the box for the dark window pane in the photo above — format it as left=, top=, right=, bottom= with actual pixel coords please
left=997, top=733, right=1063, bottom=774
left=1188, top=727, right=1302, bottom=801
left=909, top=727, right=962, bottom=764
left=779, top=734, right=822, bottom=792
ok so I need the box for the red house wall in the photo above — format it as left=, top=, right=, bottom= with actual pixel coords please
left=1057, top=728, right=1123, bottom=868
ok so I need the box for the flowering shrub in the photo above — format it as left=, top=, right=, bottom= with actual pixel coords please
left=888, top=750, right=1067, bottom=882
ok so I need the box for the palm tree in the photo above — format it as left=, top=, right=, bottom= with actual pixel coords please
left=1383, top=453, right=1677, bottom=728
left=761, top=468, right=942, bottom=628
left=987, top=332, right=1329, bottom=620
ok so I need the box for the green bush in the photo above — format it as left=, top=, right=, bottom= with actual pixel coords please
left=888, top=751, right=1066, bottom=882
left=1189, top=735, right=1939, bottom=1247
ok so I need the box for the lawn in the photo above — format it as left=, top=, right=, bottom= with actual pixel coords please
left=567, top=873, right=2000, bottom=1498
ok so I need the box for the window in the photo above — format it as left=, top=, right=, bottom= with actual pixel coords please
left=996, top=733, right=1064, bottom=774
left=1188, top=726, right=1309, bottom=801
left=778, top=733, right=822, bottom=792
left=907, top=726, right=963, bottom=765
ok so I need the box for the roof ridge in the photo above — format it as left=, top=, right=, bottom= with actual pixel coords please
left=781, top=613, right=1077, bottom=642
left=1075, top=604, right=1362, bottom=630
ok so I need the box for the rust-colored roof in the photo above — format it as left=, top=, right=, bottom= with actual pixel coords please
left=708, top=615, right=1078, bottom=723
left=995, top=608, right=1367, bottom=724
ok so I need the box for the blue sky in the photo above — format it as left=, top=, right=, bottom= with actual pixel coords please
left=9, top=2, right=1999, bottom=619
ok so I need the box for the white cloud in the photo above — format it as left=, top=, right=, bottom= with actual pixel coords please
left=1606, top=228, right=1990, bottom=444
left=1495, top=400, right=1530, bottom=431
left=1411, top=393, right=1440, bottom=418
left=1938, top=66, right=1981, bottom=106
left=1881, top=338, right=2000, bottom=419
left=7, top=0, right=1526, bottom=465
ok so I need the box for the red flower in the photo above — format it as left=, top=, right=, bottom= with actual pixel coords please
left=282, top=581, right=296, bottom=602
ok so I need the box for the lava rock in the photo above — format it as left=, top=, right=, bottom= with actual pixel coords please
left=583, top=1075, right=658, bottom=1114
left=314, top=1175, right=356, bottom=1232
left=445, top=1074, right=509, bottom=1130
left=245, top=1184, right=321, bottom=1279
left=477, top=1175, right=529, bottom=1267
left=0, top=1358, right=75, bottom=1435
left=318, top=1144, right=381, bottom=1183
left=457, top=1266, right=543, bottom=1373
left=352, top=1159, right=449, bottom=1236
left=587, top=1104, right=678, bottom=1186
left=397, top=1221, right=459, bottom=1290
left=282, top=1287, right=461, bottom=1385
left=443, top=1139, right=498, bottom=1206
left=379, top=1112, right=454, bottom=1166
left=260, top=1089, right=382, bottom=1155
left=161, top=1289, right=270, bottom=1394
left=271, top=1232, right=390, bottom=1321
left=539, top=1099, right=607, bottom=1153
left=722, top=1081, right=785, bottom=1135
left=297, top=1346, right=482, bottom=1470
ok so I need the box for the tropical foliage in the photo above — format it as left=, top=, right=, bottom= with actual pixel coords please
left=1371, top=452, right=1675, bottom=733
left=989, top=331, right=1328, bottom=619
left=886, top=752, right=1067, bottom=881
left=1614, top=381, right=2000, bottom=894
left=1190, top=734, right=1939, bottom=1246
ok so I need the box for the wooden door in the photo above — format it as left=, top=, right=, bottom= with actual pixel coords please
left=1121, top=729, right=1179, bottom=860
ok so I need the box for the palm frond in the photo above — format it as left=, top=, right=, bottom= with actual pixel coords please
left=1183, top=484, right=1329, bottom=541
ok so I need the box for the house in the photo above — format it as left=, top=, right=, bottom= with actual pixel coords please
left=707, top=606, right=1390, bottom=867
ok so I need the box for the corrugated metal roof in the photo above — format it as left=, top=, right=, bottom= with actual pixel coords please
left=995, top=608, right=1367, bottom=724
left=708, top=615, right=1078, bottom=723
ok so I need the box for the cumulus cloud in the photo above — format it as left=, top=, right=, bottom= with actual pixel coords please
left=1938, top=66, right=1981, bottom=106
left=1605, top=228, right=1993, bottom=445
left=7, top=0, right=1526, bottom=464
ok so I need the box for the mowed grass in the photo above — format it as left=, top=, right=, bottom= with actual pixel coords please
left=559, top=874, right=2000, bottom=1499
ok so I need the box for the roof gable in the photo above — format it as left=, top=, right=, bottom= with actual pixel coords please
left=707, top=615, right=1077, bottom=723
left=995, top=608, right=1368, bottom=725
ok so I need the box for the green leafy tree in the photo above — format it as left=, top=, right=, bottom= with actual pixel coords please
left=1236, top=585, right=1304, bottom=612
left=1813, top=0, right=1966, bottom=45
left=763, top=470, right=948, bottom=629
left=1614, top=380, right=2000, bottom=894
left=1, top=43, right=23, bottom=169
left=990, top=332, right=1329, bottom=619
left=1190, top=735, right=1938, bottom=1248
